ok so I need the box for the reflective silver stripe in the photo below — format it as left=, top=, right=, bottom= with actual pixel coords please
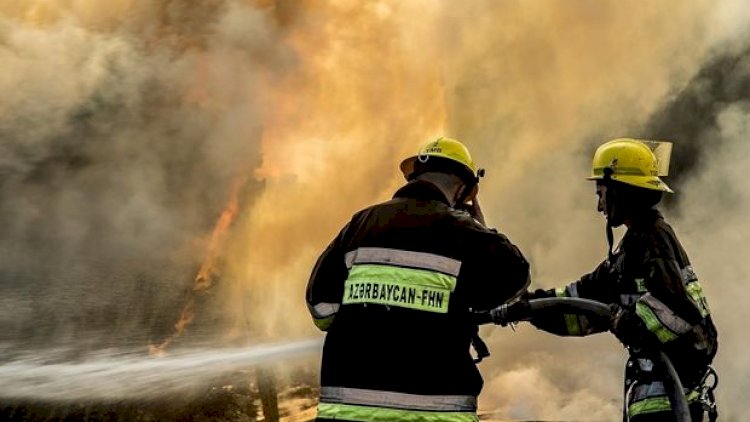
left=567, top=283, right=580, bottom=298
left=620, top=293, right=642, bottom=306
left=637, top=358, right=654, bottom=372
left=630, top=380, right=697, bottom=403
left=681, top=265, right=698, bottom=284
left=631, top=381, right=667, bottom=402
left=309, top=302, right=340, bottom=318
left=320, top=387, right=477, bottom=412
left=344, top=247, right=462, bottom=276
left=639, top=294, right=692, bottom=334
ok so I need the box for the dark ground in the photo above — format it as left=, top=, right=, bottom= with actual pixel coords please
left=0, top=380, right=318, bottom=422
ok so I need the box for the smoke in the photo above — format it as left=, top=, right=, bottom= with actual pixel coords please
left=0, top=1, right=279, bottom=349
left=481, top=365, right=620, bottom=420
left=221, top=0, right=449, bottom=339
left=1, top=0, right=749, bottom=420
left=452, top=1, right=749, bottom=419
left=671, top=102, right=750, bottom=420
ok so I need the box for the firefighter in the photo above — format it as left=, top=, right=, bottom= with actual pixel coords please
left=526, top=138, right=718, bottom=421
left=306, top=137, right=530, bottom=422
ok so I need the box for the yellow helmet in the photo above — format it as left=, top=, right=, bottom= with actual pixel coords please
left=589, top=138, right=673, bottom=193
left=400, top=137, right=480, bottom=181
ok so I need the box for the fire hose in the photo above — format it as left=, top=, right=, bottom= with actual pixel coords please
left=475, top=297, right=692, bottom=422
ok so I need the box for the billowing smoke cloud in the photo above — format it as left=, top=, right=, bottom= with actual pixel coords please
left=1, top=0, right=749, bottom=420
left=0, top=1, right=279, bottom=348
left=670, top=97, right=750, bottom=421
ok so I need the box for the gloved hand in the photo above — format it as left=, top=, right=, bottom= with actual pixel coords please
left=466, top=195, right=486, bottom=226
left=609, top=303, right=648, bottom=347
left=609, top=303, right=626, bottom=338
left=524, top=288, right=553, bottom=301
left=490, top=298, right=532, bottom=326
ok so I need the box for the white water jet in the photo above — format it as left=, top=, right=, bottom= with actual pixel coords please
left=0, top=339, right=322, bottom=401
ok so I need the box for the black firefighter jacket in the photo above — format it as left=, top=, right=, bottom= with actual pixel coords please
left=306, top=180, right=529, bottom=421
left=530, top=208, right=718, bottom=416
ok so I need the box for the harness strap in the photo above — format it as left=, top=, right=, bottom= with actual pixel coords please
left=471, top=327, right=490, bottom=363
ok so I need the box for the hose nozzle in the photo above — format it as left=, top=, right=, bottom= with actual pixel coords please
left=489, top=300, right=532, bottom=326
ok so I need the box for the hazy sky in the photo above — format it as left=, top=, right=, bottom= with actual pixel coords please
left=1, top=1, right=748, bottom=419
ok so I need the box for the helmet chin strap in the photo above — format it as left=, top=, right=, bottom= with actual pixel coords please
left=606, top=217, right=615, bottom=264
left=603, top=168, right=616, bottom=263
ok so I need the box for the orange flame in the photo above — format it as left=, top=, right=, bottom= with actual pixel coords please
left=149, top=175, right=248, bottom=356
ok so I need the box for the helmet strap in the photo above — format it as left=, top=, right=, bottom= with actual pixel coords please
left=603, top=169, right=616, bottom=263
left=606, top=219, right=615, bottom=264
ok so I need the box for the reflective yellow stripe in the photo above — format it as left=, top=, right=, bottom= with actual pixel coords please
left=317, top=403, right=479, bottom=422
left=564, top=314, right=582, bottom=335
left=634, top=278, right=647, bottom=293
left=628, top=391, right=700, bottom=416
left=349, top=264, right=457, bottom=291
left=639, top=294, right=692, bottom=334
left=343, top=264, right=455, bottom=313
left=681, top=266, right=711, bottom=318
left=554, top=287, right=582, bottom=335
left=313, top=315, right=335, bottom=331
left=686, top=281, right=711, bottom=318
left=629, top=395, right=671, bottom=415
left=635, top=301, right=678, bottom=343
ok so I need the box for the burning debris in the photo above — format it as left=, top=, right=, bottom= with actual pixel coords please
left=150, top=174, right=250, bottom=357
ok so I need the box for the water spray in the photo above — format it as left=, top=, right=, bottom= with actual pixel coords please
left=0, top=339, right=322, bottom=402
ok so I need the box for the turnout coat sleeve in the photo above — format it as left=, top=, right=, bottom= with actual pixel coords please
left=619, top=226, right=707, bottom=347
left=530, top=213, right=713, bottom=352
left=528, top=259, right=613, bottom=336
left=306, top=222, right=351, bottom=331
left=464, top=229, right=530, bottom=311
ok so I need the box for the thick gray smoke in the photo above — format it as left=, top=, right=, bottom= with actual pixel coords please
left=671, top=94, right=750, bottom=421
left=620, top=21, right=750, bottom=420
left=0, top=2, right=279, bottom=350
left=478, top=28, right=750, bottom=422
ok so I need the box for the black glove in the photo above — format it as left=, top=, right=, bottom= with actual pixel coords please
left=609, top=303, right=626, bottom=339
left=525, top=288, right=553, bottom=300
left=490, top=299, right=532, bottom=326
left=609, top=303, right=650, bottom=347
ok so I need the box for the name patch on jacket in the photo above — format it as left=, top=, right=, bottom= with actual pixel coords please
left=343, top=280, right=449, bottom=312
left=342, top=263, right=456, bottom=313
